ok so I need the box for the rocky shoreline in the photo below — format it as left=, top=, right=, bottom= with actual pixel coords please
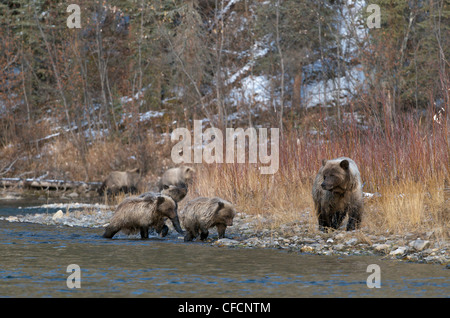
left=1, top=201, right=448, bottom=267
left=223, top=212, right=449, bottom=266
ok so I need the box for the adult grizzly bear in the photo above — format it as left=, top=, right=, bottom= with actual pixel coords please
left=102, top=193, right=184, bottom=239
left=312, top=157, right=363, bottom=231
left=98, top=168, right=141, bottom=195
left=159, top=166, right=195, bottom=190
left=180, top=197, right=236, bottom=242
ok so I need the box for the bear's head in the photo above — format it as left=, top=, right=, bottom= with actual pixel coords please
left=126, top=168, right=141, bottom=185
left=155, top=195, right=184, bottom=234
left=182, top=166, right=195, bottom=184
left=154, top=195, right=177, bottom=219
left=214, top=200, right=236, bottom=226
left=161, top=183, right=187, bottom=203
left=321, top=159, right=350, bottom=194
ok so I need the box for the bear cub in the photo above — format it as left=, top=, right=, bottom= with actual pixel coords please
left=180, top=197, right=236, bottom=242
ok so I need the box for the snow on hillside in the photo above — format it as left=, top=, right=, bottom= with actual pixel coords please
left=302, top=0, right=368, bottom=108
left=225, top=0, right=368, bottom=110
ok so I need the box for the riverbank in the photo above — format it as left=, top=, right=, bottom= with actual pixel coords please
left=1, top=197, right=448, bottom=267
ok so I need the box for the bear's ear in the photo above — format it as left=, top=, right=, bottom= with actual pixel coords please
left=322, top=159, right=327, bottom=166
left=156, top=196, right=165, bottom=205
left=340, top=159, right=349, bottom=170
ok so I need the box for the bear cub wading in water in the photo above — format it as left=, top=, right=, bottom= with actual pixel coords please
left=312, top=157, right=364, bottom=231
left=102, top=193, right=184, bottom=239
left=180, top=197, right=236, bottom=242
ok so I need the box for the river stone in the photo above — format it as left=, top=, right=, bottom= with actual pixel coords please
left=345, top=238, right=358, bottom=246
left=335, top=233, right=346, bottom=240
left=373, top=243, right=390, bottom=252
left=5, top=216, right=18, bottom=222
left=243, top=237, right=261, bottom=246
left=409, top=239, right=431, bottom=251
left=300, top=245, right=314, bottom=253
left=390, top=246, right=408, bottom=256
left=52, top=210, right=64, bottom=221
left=214, top=238, right=240, bottom=246
left=334, top=244, right=345, bottom=251
left=239, top=223, right=250, bottom=230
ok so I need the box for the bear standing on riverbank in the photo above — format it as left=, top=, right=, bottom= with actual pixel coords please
left=180, top=197, right=236, bottom=242
left=312, top=157, right=364, bottom=231
left=102, top=193, right=184, bottom=239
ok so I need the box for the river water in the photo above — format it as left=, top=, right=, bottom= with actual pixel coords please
left=0, top=200, right=448, bottom=297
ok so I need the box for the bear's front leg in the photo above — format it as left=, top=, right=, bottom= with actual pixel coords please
left=331, top=210, right=346, bottom=229
left=346, top=206, right=362, bottom=231
left=317, top=210, right=331, bottom=232
left=140, top=226, right=149, bottom=239
left=184, top=231, right=196, bottom=242
left=216, top=224, right=227, bottom=239
left=159, top=225, right=169, bottom=237
left=199, top=230, right=209, bottom=241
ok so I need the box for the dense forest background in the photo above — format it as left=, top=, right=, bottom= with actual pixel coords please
left=0, top=0, right=448, bottom=183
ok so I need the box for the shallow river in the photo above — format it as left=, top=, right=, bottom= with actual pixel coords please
left=0, top=200, right=448, bottom=297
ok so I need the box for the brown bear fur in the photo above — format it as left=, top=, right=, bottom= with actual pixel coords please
left=180, top=197, right=236, bottom=242
left=159, top=166, right=195, bottom=190
left=98, top=168, right=141, bottom=195
left=102, top=193, right=183, bottom=239
left=160, top=183, right=187, bottom=203
left=139, top=184, right=187, bottom=236
left=312, top=157, right=363, bottom=231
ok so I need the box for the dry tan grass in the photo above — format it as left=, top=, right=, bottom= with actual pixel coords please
left=364, top=178, right=448, bottom=239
